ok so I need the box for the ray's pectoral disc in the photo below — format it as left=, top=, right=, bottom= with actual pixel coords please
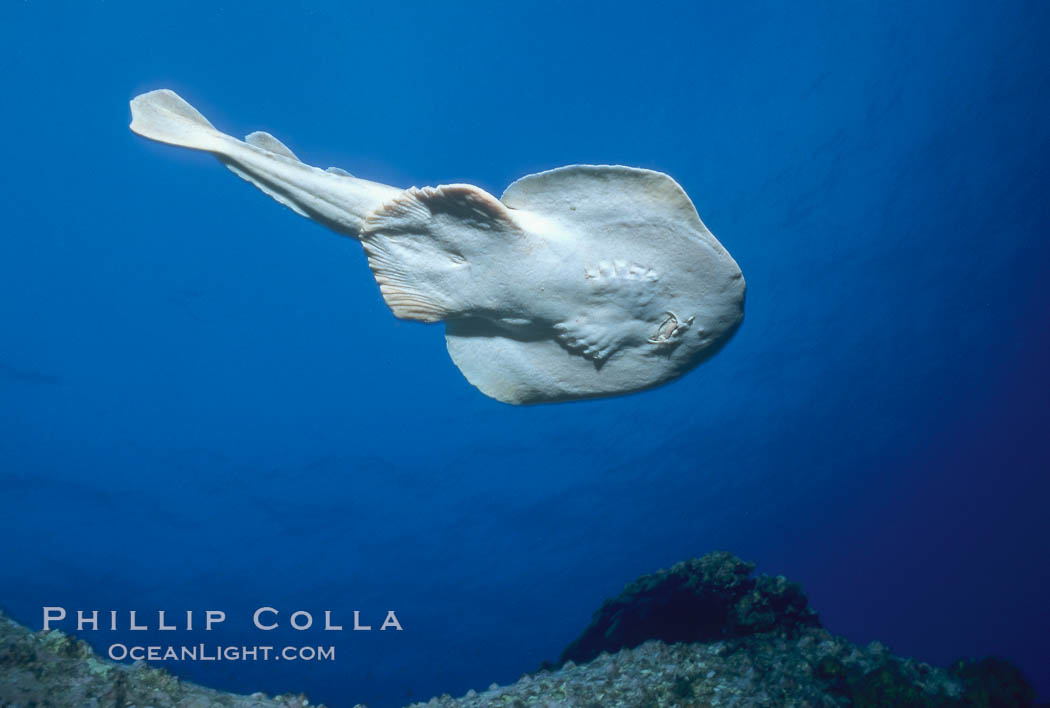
left=129, top=89, right=745, bottom=404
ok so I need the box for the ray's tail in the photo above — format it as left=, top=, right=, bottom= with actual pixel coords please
left=128, top=88, right=403, bottom=239
left=129, top=89, right=225, bottom=152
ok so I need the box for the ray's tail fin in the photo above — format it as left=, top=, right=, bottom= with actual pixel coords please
left=129, top=89, right=224, bottom=152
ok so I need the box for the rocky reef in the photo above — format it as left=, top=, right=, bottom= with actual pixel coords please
left=412, top=629, right=1037, bottom=707
left=557, top=551, right=820, bottom=667
left=0, top=552, right=1039, bottom=707
left=410, top=552, right=1037, bottom=708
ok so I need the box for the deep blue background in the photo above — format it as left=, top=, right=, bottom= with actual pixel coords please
left=1, top=2, right=1048, bottom=706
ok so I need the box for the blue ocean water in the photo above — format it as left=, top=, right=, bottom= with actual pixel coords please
left=1, top=2, right=1048, bottom=706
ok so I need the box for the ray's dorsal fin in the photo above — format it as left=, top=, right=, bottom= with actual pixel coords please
left=360, top=185, right=523, bottom=322
left=245, top=131, right=300, bottom=161
left=326, top=166, right=353, bottom=177
left=501, top=164, right=707, bottom=234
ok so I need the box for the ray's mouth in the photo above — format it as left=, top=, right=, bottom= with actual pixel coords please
left=648, top=312, right=694, bottom=345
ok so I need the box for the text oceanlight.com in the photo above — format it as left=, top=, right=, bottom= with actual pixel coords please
left=108, top=644, right=335, bottom=662
left=41, top=606, right=403, bottom=664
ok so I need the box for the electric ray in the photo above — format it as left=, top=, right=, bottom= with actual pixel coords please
left=129, top=89, right=745, bottom=404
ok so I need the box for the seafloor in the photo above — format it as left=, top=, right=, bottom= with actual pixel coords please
left=0, top=553, right=1038, bottom=707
